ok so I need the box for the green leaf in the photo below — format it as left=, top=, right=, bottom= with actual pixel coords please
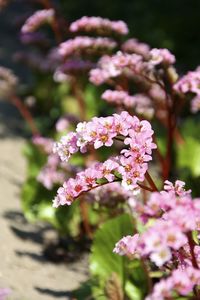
left=90, top=214, right=144, bottom=299
left=90, top=214, right=133, bottom=281
left=125, top=281, right=142, bottom=300
left=177, top=118, right=200, bottom=177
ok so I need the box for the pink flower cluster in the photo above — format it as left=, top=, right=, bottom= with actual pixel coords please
left=21, top=9, right=55, bottom=33
left=146, top=267, right=200, bottom=300
left=150, top=48, right=176, bottom=65
left=114, top=180, right=200, bottom=299
left=113, top=234, right=139, bottom=258
left=53, top=111, right=156, bottom=206
left=174, top=67, right=200, bottom=113
left=101, top=89, right=136, bottom=107
left=37, top=154, right=66, bottom=190
left=89, top=52, right=148, bottom=85
left=121, top=38, right=150, bottom=58
left=174, top=68, right=200, bottom=95
left=53, top=158, right=118, bottom=207
left=69, top=16, right=129, bottom=35
left=102, top=90, right=154, bottom=117
left=89, top=48, right=176, bottom=86
left=33, top=136, right=79, bottom=190
left=58, top=37, right=117, bottom=58
left=113, top=180, right=200, bottom=298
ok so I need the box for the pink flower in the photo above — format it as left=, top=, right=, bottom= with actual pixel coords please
left=150, top=48, right=176, bottom=65
left=145, top=278, right=173, bottom=300
left=59, top=37, right=117, bottom=58
left=150, top=246, right=172, bottom=266
left=101, top=159, right=119, bottom=182
left=21, top=9, right=55, bottom=33
left=113, top=234, right=139, bottom=257
left=53, top=111, right=156, bottom=204
left=32, top=136, right=54, bottom=154
left=121, top=38, right=150, bottom=58
left=53, top=132, right=78, bottom=162
left=89, top=52, right=146, bottom=85
left=174, top=68, right=200, bottom=94
left=69, top=16, right=128, bottom=35
left=164, top=179, right=191, bottom=196
left=146, top=267, right=200, bottom=300
left=56, top=118, right=69, bottom=132
left=191, top=95, right=200, bottom=113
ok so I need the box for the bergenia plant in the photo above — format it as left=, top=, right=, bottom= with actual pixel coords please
left=51, top=15, right=200, bottom=300
left=3, top=0, right=200, bottom=296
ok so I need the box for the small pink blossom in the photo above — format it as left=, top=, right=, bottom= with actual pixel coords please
left=150, top=246, right=172, bottom=267
left=150, top=48, right=176, bottom=65
left=113, top=234, right=139, bottom=257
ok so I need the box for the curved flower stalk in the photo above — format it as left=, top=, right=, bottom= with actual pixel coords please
left=69, top=16, right=129, bottom=36
left=21, top=9, right=55, bottom=33
left=114, top=180, right=200, bottom=299
left=53, top=111, right=156, bottom=207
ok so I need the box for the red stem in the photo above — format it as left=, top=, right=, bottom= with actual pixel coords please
left=138, top=183, right=154, bottom=192
left=79, top=198, right=93, bottom=239
left=10, top=95, right=39, bottom=136
left=145, top=172, right=158, bottom=192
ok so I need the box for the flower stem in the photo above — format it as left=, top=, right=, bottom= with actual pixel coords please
left=10, top=95, right=39, bottom=136
left=145, top=171, right=158, bottom=192
left=138, top=183, right=154, bottom=192
left=79, top=198, right=93, bottom=239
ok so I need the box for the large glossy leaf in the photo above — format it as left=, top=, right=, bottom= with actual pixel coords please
left=90, top=214, right=144, bottom=299
left=90, top=214, right=134, bottom=280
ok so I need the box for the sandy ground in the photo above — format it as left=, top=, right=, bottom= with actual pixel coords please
left=0, top=102, right=88, bottom=300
